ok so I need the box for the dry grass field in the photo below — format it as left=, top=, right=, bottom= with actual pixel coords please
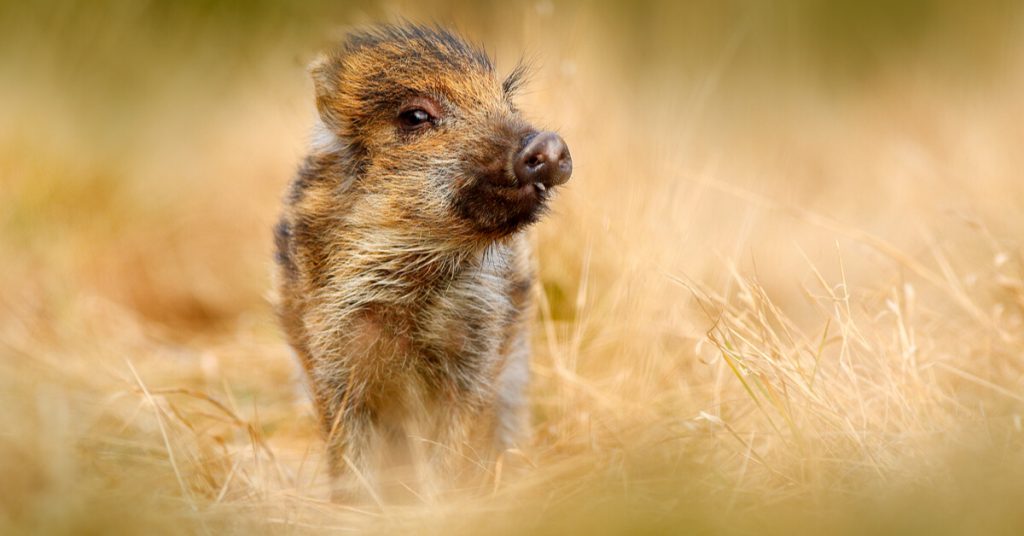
left=3, top=1, right=1024, bottom=534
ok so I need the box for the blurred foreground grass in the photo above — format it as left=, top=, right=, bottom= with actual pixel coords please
left=3, top=1, right=1024, bottom=534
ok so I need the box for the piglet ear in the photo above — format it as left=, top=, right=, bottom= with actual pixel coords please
left=308, top=52, right=346, bottom=133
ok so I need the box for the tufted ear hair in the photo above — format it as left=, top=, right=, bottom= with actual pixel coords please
left=308, top=51, right=347, bottom=134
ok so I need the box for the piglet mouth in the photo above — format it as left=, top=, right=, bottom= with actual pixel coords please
left=504, top=177, right=549, bottom=194
left=474, top=175, right=548, bottom=210
left=505, top=177, right=550, bottom=198
left=452, top=171, right=552, bottom=236
left=476, top=168, right=550, bottom=201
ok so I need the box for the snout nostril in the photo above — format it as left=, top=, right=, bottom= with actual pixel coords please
left=513, top=130, right=572, bottom=187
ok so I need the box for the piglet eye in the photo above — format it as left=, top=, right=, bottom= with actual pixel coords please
left=398, top=108, right=434, bottom=130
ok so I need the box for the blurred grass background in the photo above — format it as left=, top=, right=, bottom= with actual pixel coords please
left=3, top=0, right=1024, bottom=534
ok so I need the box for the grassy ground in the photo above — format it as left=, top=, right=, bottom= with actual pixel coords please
left=3, top=1, right=1024, bottom=534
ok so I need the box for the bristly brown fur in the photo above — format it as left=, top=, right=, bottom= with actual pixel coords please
left=502, top=59, right=532, bottom=99
left=273, top=24, right=563, bottom=501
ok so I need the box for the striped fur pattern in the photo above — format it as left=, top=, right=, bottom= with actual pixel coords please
left=273, top=25, right=561, bottom=499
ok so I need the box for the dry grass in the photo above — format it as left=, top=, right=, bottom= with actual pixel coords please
left=3, top=1, right=1024, bottom=534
